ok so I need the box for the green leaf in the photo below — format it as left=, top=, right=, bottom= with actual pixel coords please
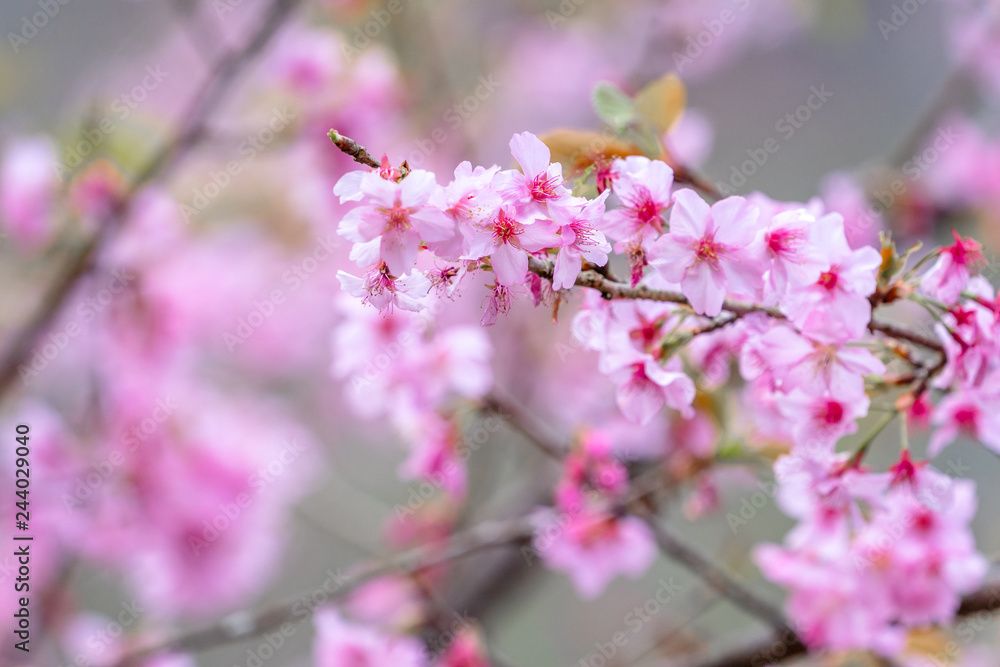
left=592, top=82, right=636, bottom=132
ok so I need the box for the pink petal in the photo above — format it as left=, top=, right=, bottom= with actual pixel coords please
left=509, top=131, right=551, bottom=177
left=491, top=242, right=528, bottom=286
left=668, top=189, right=711, bottom=240
left=682, top=260, right=727, bottom=316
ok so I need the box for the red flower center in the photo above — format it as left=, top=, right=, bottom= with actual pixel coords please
left=818, top=399, right=844, bottom=425
left=492, top=210, right=522, bottom=244
left=954, top=406, right=978, bottom=431
left=529, top=173, right=561, bottom=201
left=818, top=270, right=839, bottom=291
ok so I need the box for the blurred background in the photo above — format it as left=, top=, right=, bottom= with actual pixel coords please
left=1, top=1, right=1000, bottom=666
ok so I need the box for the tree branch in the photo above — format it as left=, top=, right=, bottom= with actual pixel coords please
left=113, top=516, right=535, bottom=666
left=636, top=509, right=791, bottom=636
left=0, top=0, right=304, bottom=403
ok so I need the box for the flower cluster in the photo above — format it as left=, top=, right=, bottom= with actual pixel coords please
left=332, top=128, right=999, bottom=658
left=531, top=431, right=656, bottom=599
left=756, top=449, right=987, bottom=655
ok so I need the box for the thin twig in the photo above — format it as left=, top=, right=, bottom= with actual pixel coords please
left=636, top=509, right=791, bottom=636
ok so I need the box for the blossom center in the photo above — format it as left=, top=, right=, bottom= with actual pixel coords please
left=695, top=236, right=724, bottom=263
left=767, top=227, right=803, bottom=256
left=817, top=269, right=839, bottom=291
left=953, top=406, right=978, bottom=431
left=529, top=173, right=561, bottom=201
left=386, top=204, right=410, bottom=231
left=634, top=190, right=663, bottom=232
left=817, top=399, right=844, bottom=425
left=492, top=210, right=522, bottom=245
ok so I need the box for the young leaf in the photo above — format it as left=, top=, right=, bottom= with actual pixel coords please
left=592, top=82, right=636, bottom=132
left=635, top=73, right=686, bottom=136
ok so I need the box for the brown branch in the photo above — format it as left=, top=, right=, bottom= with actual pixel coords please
left=674, top=164, right=722, bottom=201
left=528, top=257, right=778, bottom=318
left=867, top=319, right=945, bottom=355
left=0, top=0, right=304, bottom=403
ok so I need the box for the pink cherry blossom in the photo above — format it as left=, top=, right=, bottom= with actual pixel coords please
left=776, top=388, right=870, bottom=452
left=338, top=169, right=455, bottom=275
left=494, top=131, right=571, bottom=215
left=532, top=506, right=656, bottom=599
left=0, top=135, right=58, bottom=249
left=337, top=262, right=431, bottom=312
left=428, top=162, right=503, bottom=260
left=649, top=190, right=765, bottom=316
left=600, top=347, right=695, bottom=424
left=548, top=190, right=612, bottom=290
left=602, top=156, right=674, bottom=247
left=465, top=205, right=561, bottom=287
left=929, top=387, right=1000, bottom=456
left=398, top=414, right=468, bottom=500
left=745, top=324, right=886, bottom=399
left=921, top=230, right=986, bottom=304
left=782, top=214, right=883, bottom=340
left=313, top=609, right=428, bottom=667
left=760, top=209, right=827, bottom=297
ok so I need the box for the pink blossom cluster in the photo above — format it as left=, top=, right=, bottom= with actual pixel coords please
left=331, top=296, right=493, bottom=500
left=331, top=128, right=1000, bottom=658
left=756, top=449, right=987, bottom=654
left=530, top=431, right=656, bottom=599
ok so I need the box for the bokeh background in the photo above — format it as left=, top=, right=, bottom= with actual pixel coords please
left=1, top=1, right=1000, bottom=665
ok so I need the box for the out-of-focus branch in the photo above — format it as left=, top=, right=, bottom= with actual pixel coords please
left=0, top=0, right=304, bottom=403
left=636, top=509, right=791, bottom=636
left=481, top=391, right=565, bottom=461
left=113, top=516, right=535, bottom=666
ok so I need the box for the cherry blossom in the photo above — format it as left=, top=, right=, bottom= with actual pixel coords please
left=649, top=190, right=765, bottom=316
